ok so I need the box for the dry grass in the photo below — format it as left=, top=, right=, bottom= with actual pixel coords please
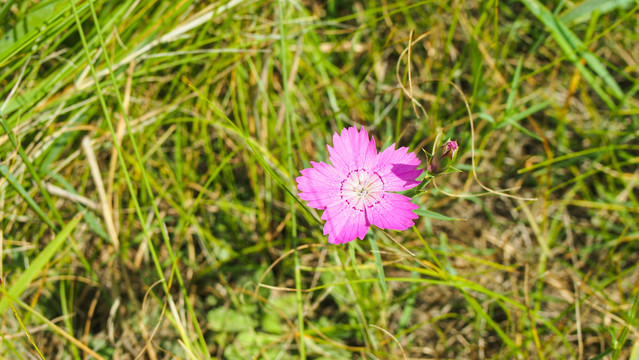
left=1, top=0, right=638, bottom=359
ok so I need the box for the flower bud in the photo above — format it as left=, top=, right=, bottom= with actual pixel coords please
left=427, top=139, right=458, bottom=175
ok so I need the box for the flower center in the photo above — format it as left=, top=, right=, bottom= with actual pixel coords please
left=339, top=169, right=385, bottom=211
left=355, top=184, right=368, bottom=197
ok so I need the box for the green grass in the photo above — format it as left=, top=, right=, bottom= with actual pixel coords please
left=1, top=0, right=638, bottom=358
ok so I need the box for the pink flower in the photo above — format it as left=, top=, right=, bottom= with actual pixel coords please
left=296, top=127, right=422, bottom=244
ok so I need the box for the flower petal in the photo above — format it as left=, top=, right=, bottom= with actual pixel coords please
left=373, top=144, right=421, bottom=191
left=365, top=192, right=418, bottom=231
left=296, top=161, right=342, bottom=209
left=321, top=199, right=369, bottom=244
left=327, top=127, right=378, bottom=173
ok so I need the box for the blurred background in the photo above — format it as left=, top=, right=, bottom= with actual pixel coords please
left=1, top=0, right=638, bottom=358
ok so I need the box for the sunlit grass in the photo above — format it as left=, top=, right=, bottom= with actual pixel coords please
left=1, top=0, right=638, bottom=358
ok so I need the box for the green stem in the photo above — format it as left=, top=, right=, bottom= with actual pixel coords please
left=369, top=236, right=387, bottom=293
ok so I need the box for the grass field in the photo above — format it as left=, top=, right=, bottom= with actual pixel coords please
left=1, top=0, right=639, bottom=358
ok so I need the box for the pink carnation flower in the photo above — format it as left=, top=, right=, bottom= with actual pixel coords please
left=296, top=127, right=422, bottom=244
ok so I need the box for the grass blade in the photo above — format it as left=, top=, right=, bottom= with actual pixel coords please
left=521, top=0, right=623, bottom=109
left=414, top=207, right=463, bottom=221
left=369, top=236, right=388, bottom=294
left=0, top=213, right=82, bottom=314
left=0, top=164, right=57, bottom=231
left=560, top=0, right=635, bottom=24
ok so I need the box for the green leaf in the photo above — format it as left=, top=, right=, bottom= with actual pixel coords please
left=414, top=208, right=462, bottom=221
left=270, top=293, right=298, bottom=319
left=0, top=164, right=56, bottom=230
left=476, top=112, right=495, bottom=123
left=369, top=236, right=387, bottom=294
left=0, top=213, right=83, bottom=314
left=223, top=331, right=291, bottom=360
left=504, top=57, right=524, bottom=116
left=460, top=289, right=518, bottom=351
left=261, top=311, right=285, bottom=334
left=207, top=307, right=257, bottom=333
left=0, top=0, right=67, bottom=66
left=498, top=100, right=551, bottom=141
left=520, top=0, right=623, bottom=109
left=560, top=0, right=635, bottom=24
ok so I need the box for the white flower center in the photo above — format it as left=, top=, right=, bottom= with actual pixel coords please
left=339, top=169, right=385, bottom=211
left=355, top=184, right=368, bottom=197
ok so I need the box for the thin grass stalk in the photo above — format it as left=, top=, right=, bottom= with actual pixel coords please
left=66, top=0, right=202, bottom=356
left=278, top=0, right=306, bottom=358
